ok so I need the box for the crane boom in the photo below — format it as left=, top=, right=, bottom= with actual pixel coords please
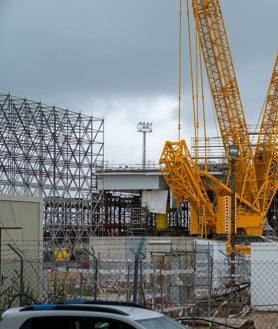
left=160, top=140, right=216, bottom=234
left=192, top=0, right=259, bottom=209
left=254, top=53, right=278, bottom=215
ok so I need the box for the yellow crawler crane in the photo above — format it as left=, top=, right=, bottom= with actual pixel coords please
left=159, top=0, right=278, bottom=254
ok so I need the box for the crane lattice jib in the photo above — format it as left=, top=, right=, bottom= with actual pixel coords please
left=192, top=0, right=259, bottom=208
left=254, top=53, right=278, bottom=214
left=160, top=140, right=215, bottom=218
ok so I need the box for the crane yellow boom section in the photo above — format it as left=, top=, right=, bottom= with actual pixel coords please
left=254, top=53, right=278, bottom=215
left=160, top=140, right=215, bottom=219
left=192, top=0, right=259, bottom=209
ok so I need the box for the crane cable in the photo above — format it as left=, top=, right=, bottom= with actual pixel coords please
left=199, top=41, right=207, bottom=171
left=178, top=0, right=182, bottom=141
left=177, top=0, right=207, bottom=167
left=186, top=0, right=207, bottom=171
left=186, top=0, right=198, bottom=164
left=194, top=25, right=200, bottom=164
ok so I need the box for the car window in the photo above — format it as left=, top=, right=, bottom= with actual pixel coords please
left=20, top=317, right=80, bottom=329
left=81, top=317, right=134, bottom=329
left=20, top=316, right=134, bottom=329
left=137, top=316, right=186, bottom=329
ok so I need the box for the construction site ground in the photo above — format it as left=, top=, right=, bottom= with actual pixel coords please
left=186, top=313, right=278, bottom=328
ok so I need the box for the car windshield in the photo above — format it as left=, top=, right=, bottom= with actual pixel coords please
left=137, top=316, right=186, bottom=329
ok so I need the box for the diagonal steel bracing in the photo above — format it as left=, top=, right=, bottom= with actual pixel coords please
left=0, top=93, right=104, bottom=252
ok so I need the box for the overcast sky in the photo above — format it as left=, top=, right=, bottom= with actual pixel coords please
left=0, top=0, right=277, bottom=165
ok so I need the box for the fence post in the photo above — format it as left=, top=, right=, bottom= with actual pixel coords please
left=84, top=247, right=98, bottom=301
left=8, top=244, right=24, bottom=306
left=132, top=237, right=145, bottom=304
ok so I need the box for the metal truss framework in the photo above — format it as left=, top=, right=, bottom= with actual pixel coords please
left=0, top=93, right=104, bottom=249
left=95, top=192, right=190, bottom=237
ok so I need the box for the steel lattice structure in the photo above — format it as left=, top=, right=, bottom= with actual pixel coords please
left=0, top=93, right=104, bottom=251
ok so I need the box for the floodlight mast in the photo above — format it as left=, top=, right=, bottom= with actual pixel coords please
left=137, top=122, right=152, bottom=169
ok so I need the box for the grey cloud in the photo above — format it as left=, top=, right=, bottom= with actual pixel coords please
left=0, top=0, right=276, bottom=163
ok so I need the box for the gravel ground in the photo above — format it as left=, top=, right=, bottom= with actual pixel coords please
left=252, top=312, right=278, bottom=329
left=183, top=313, right=278, bottom=328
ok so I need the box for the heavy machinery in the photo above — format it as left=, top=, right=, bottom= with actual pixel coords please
left=159, top=0, right=278, bottom=253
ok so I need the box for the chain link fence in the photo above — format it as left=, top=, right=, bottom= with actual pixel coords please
left=1, top=240, right=278, bottom=328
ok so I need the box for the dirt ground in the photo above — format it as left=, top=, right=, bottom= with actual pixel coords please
left=252, top=312, right=278, bottom=329
left=184, top=313, right=278, bottom=328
